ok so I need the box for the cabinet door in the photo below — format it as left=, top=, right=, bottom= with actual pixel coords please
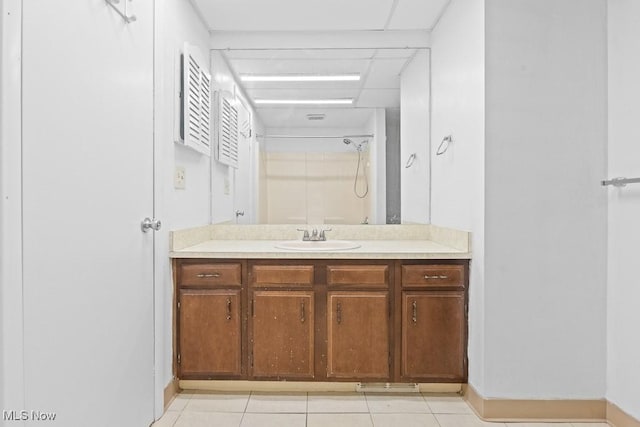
left=401, top=292, right=465, bottom=381
left=251, top=290, right=315, bottom=379
left=178, top=289, right=241, bottom=378
left=327, top=291, right=390, bottom=379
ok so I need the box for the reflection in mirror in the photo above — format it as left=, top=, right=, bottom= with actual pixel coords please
left=210, top=48, right=429, bottom=225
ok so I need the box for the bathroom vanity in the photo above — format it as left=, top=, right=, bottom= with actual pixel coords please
left=170, top=225, right=471, bottom=386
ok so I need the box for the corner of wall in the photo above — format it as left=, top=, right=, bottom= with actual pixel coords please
left=483, top=0, right=606, bottom=399
left=154, top=0, right=213, bottom=418
left=429, top=0, right=486, bottom=395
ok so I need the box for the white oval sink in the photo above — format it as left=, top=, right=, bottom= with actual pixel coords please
left=274, top=240, right=361, bottom=251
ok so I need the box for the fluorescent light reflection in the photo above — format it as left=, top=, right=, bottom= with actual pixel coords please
left=241, top=74, right=360, bottom=82
left=254, top=99, right=354, bottom=105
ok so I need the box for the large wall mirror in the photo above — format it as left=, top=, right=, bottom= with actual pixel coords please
left=210, top=47, right=430, bottom=225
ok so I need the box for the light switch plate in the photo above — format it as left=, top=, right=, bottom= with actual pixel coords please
left=174, top=166, right=186, bottom=189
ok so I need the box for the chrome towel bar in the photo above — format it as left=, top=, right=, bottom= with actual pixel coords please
left=601, top=177, right=640, bottom=187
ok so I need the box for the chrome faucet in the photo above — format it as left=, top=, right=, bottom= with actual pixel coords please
left=297, top=228, right=311, bottom=241
left=318, top=228, right=331, bottom=241
left=297, top=228, right=331, bottom=241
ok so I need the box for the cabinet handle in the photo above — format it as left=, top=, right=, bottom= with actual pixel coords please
left=424, top=274, right=448, bottom=280
left=412, top=300, right=418, bottom=324
left=197, top=273, right=221, bottom=278
left=336, top=302, right=342, bottom=324
left=226, top=298, right=232, bottom=320
left=300, top=300, right=305, bottom=323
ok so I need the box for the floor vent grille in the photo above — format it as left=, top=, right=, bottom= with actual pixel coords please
left=356, top=383, right=420, bottom=393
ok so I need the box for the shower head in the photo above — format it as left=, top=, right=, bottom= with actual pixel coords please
left=343, top=138, right=353, bottom=145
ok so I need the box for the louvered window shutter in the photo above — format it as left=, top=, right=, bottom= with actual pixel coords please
left=180, top=43, right=211, bottom=155
left=237, top=101, right=252, bottom=139
left=215, top=91, right=239, bottom=168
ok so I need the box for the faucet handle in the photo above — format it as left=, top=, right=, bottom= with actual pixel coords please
left=319, top=228, right=332, bottom=241
left=296, top=228, right=310, bottom=241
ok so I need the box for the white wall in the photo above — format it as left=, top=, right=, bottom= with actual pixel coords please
left=263, top=127, right=368, bottom=153
left=386, top=109, right=401, bottom=223
left=234, top=116, right=264, bottom=225
left=209, top=51, right=263, bottom=225
left=154, top=0, right=211, bottom=409
left=484, top=0, right=607, bottom=398
left=429, top=0, right=486, bottom=392
left=400, top=49, right=430, bottom=223
left=606, top=0, right=640, bottom=420
left=367, top=108, right=387, bottom=224
left=210, top=51, right=238, bottom=224
left=261, top=126, right=373, bottom=225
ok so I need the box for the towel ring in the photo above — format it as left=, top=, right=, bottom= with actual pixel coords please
left=436, top=135, right=453, bottom=156
left=405, top=153, right=417, bottom=168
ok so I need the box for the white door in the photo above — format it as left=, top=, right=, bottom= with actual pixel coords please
left=21, top=2, right=155, bottom=427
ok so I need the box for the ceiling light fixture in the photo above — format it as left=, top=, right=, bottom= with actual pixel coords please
left=254, top=99, right=353, bottom=105
left=241, top=74, right=360, bottom=82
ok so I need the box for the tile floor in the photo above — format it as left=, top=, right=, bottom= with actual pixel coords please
left=152, top=392, right=611, bottom=427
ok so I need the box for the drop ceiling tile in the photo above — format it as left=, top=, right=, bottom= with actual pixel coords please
left=386, top=0, right=450, bottom=30
left=363, top=58, right=407, bottom=89
left=257, top=108, right=374, bottom=128
left=228, top=58, right=370, bottom=76
left=356, top=89, right=400, bottom=108
left=224, top=49, right=377, bottom=60
left=374, top=48, right=418, bottom=59
left=194, top=0, right=396, bottom=31
left=241, top=81, right=362, bottom=90
left=248, top=88, right=360, bottom=100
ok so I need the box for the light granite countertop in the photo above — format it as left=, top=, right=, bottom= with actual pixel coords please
left=169, top=224, right=471, bottom=260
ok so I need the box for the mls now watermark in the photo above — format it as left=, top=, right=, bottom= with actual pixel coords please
left=3, top=410, right=57, bottom=422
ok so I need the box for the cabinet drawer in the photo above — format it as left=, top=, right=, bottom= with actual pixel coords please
left=251, top=265, right=314, bottom=287
left=402, top=265, right=464, bottom=289
left=327, top=265, right=388, bottom=288
left=180, top=263, right=242, bottom=287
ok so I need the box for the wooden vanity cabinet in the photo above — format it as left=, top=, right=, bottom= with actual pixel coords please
left=249, top=263, right=316, bottom=379
left=326, top=264, right=391, bottom=380
left=176, top=261, right=245, bottom=380
left=327, top=291, right=390, bottom=379
left=174, top=258, right=468, bottom=383
left=399, top=262, right=468, bottom=382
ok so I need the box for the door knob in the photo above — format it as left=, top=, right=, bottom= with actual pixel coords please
left=141, top=217, right=161, bottom=232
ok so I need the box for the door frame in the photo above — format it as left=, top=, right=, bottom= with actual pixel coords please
left=0, top=0, right=161, bottom=420
left=0, top=0, right=26, bottom=414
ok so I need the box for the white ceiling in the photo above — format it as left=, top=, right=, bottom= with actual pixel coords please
left=222, top=48, right=416, bottom=126
left=196, top=1, right=441, bottom=128
left=258, top=108, right=375, bottom=129
left=192, top=0, right=450, bottom=32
